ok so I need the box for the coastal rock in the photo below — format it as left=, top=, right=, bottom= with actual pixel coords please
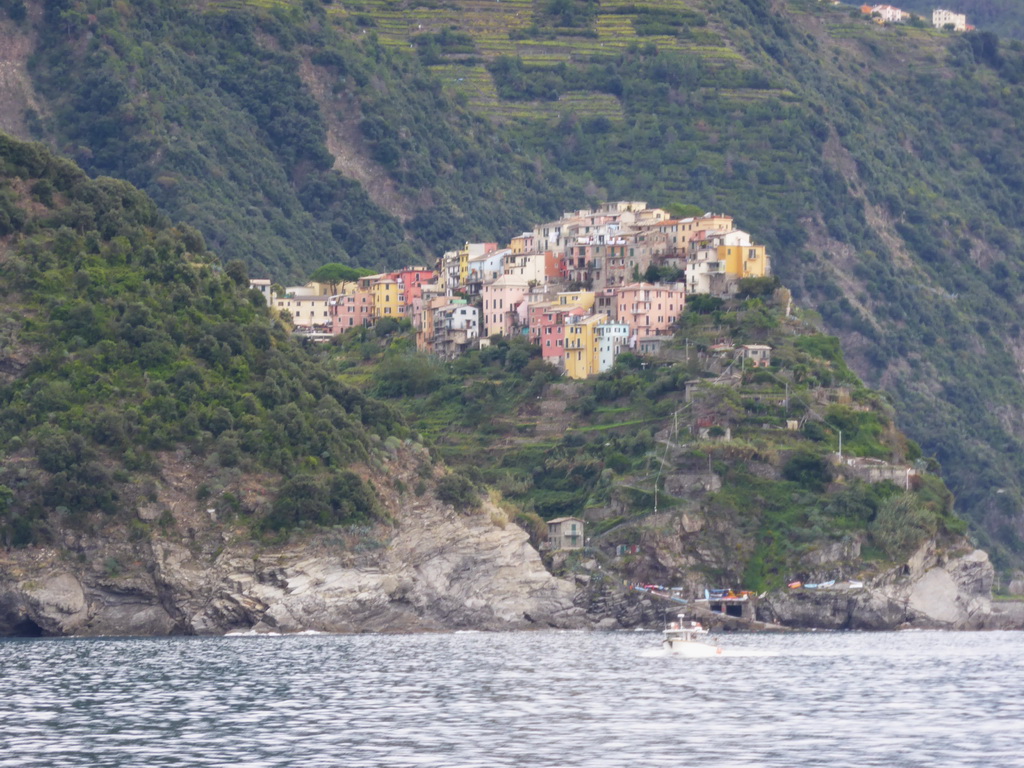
left=760, top=543, right=995, bottom=630
left=22, top=573, right=88, bottom=634
left=0, top=482, right=583, bottom=636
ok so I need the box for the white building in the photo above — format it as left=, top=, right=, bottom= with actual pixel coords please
left=249, top=278, right=272, bottom=304
left=596, top=320, right=630, bottom=373
left=872, top=4, right=908, bottom=23
left=932, top=8, right=967, bottom=30
left=504, top=250, right=550, bottom=285
left=275, top=293, right=331, bottom=330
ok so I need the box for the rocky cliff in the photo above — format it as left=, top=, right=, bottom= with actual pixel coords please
left=6, top=501, right=1022, bottom=636
left=564, top=541, right=1024, bottom=632
left=758, top=540, right=1009, bottom=630
left=0, top=449, right=583, bottom=637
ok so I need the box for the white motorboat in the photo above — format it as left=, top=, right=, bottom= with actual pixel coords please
left=662, top=617, right=722, bottom=657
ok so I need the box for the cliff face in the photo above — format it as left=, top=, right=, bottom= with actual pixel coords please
left=759, top=541, right=999, bottom=630
left=4, top=492, right=1021, bottom=636
left=0, top=452, right=583, bottom=637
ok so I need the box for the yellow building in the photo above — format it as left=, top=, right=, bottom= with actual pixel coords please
left=720, top=244, right=769, bottom=279
left=458, top=245, right=470, bottom=287
left=510, top=232, right=534, bottom=255
left=564, top=314, right=606, bottom=379
left=557, top=290, right=596, bottom=311
left=371, top=278, right=401, bottom=318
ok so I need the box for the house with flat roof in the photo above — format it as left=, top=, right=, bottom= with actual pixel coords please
left=545, top=517, right=585, bottom=550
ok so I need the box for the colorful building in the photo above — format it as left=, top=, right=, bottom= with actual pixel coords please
left=370, top=278, right=402, bottom=319
left=529, top=302, right=585, bottom=362
left=329, top=289, right=372, bottom=332
left=481, top=275, right=530, bottom=337
left=615, top=282, right=686, bottom=343
left=564, top=313, right=605, bottom=379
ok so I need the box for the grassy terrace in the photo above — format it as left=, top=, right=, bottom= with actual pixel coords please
left=214, top=0, right=756, bottom=120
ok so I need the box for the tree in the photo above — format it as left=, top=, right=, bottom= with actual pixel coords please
left=687, top=295, right=724, bottom=314
left=436, top=472, right=480, bottom=509
left=663, top=203, right=706, bottom=218
left=310, top=263, right=369, bottom=294
left=225, top=259, right=249, bottom=287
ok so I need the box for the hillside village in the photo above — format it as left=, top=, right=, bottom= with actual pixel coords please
left=253, top=202, right=771, bottom=379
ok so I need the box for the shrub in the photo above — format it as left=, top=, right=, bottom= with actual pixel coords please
left=870, top=492, right=935, bottom=559
left=782, top=450, right=832, bottom=491
left=436, top=472, right=480, bottom=509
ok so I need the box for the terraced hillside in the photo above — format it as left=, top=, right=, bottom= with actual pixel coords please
left=8, top=0, right=1024, bottom=573
left=211, top=0, right=767, bottom=120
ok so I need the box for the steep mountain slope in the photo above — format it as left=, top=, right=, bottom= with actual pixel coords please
left=0, top=133, right=401, bottom=546
left=2, top=0, right=1024, bottom=568
left=0, top=134, right=580, bottom=635
left=10, top=0, right=580, bottom=279
left=0, top=133, right=1012, bottom=634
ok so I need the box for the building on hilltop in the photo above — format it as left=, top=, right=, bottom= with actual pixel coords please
left=932, top=8, right=967, bottom=30
left=504, top=249, right=559, bottom=285
left=481, top=274, right=530, bottom=337
left=650, top=213, right=735, bottom=250
left=860, top=3, right=910, bottom=23
left=529, top=302, right=585, bottom=363
left=274, top=292, right=331, bottom=332
left=741, top=344, right=772, bottom=368
left=328, top=289, right=372, bottom=332
left=432, top=302, right=480, bottom=360
left=465, top=248, right=508, bottom=296
left=686, top=229, right=770, bottom=296
left=418, top=297, right=479, bottom=358
left=565, top=313, right=630, bottom=379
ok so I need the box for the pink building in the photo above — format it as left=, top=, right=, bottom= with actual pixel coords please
left=394, top=267, right=436, bottom=319
left=529, top=302, right=585, bottom=362
left=329, top=290, right=373, bottom=333
left=481, top=275, right=530, bottom=337
left=615, top=282, right=686, bottom=343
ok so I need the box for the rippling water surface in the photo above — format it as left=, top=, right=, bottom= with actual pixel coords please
left=1, top=629, right=1021, bottom=767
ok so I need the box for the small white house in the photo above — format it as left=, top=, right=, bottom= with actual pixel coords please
left=741, top=344, right=772, bottom=368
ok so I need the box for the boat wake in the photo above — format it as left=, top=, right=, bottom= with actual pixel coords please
left=639, top=647, right=778, bottom=659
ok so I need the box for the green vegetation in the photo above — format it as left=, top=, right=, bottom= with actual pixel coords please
left=325, top=290, right=964, bottom=588
left=27, top=0, right=581, bottom=280
left=0, top=135, right=397, bottom=545
left=7, top=0, right=1024, bottom=568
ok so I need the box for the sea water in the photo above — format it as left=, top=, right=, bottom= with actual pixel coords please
left=0, top=629, right=1020, bottom=767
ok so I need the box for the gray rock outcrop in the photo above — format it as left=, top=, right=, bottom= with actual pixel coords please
left=0, top=492, right=583, bottom=637
left=760, top=540, right=996, bottom=630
